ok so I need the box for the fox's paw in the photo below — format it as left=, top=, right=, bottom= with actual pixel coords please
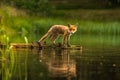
left=50, top=43, right=57, bottom=48
left=61, top=44, right=67, bottom=48
left=36, top=41, right=41, bottom=46
left=67, top=44, right=71, bottom=47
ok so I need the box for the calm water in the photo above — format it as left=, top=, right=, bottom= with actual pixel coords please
left=1, top=35, right=120, bottom=80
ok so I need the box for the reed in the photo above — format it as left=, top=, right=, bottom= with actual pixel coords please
left=1, top=34, right=15, bottom=80
left=24, top=36, right=28, bottom=80
left=1, top=34, right=29, bottom=80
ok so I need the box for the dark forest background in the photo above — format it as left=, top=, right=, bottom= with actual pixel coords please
left=1, top=0, right=120, bottom=13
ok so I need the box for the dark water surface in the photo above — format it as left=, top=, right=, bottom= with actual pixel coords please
left=3, top=45, right=119, bottom=80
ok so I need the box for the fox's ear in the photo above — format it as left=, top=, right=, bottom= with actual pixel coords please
left=75, top=23, right=78, bottom=27
left=68, top=23, right=71, bottom=28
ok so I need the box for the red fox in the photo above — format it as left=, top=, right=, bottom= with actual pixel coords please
left=38, top=23, right=78, bottom=46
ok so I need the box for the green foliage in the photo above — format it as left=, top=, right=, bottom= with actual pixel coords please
left=1, top=14, right=120, bottom=43
left=1, top=35, right=28, bottom=80
left=0, top=5, right=120, bottom=43
left=1, top=0, right=51, bottom=14
left=77, top=21, right=120, bottom=36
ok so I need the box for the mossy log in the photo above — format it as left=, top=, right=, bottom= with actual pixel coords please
left=10, top=43, right=82, bottom=50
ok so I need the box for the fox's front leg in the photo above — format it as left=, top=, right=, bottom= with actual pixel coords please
left=62, top=34, right=67, bottom=46
left=66, top=35, right=71, bottom=47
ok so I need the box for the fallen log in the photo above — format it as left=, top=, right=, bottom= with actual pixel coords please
left=10, top=43, right=82, bottom=50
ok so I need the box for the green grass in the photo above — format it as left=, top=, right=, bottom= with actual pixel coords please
left=0, top=5, right=120, bottom=43
left=1, top=16, right=120, bottom=43
left=78, top=21, right=120, bottom=35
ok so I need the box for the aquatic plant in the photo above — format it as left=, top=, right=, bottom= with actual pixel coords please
left=1, top=34, right=15, bottom=80
left=1, top=34, right=29, bottom=80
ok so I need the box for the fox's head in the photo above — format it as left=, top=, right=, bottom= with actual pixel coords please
left=68, top=23, right=78, bottom=34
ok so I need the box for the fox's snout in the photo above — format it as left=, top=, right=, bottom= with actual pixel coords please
left=69, top=28, right=77, bottom=34
left=68, top=30, right=76, bottom=34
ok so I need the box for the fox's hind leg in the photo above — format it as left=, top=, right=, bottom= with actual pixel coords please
left=38, top=31, right=51, bottom=43
left=38, top=34, right=48, bottom=43
left=50, top=34, right=59, bottom=45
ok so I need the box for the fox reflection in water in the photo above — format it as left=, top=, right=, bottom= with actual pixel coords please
left=38, top=48, right=82, bottom=80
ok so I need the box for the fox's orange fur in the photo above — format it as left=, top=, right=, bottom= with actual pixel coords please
left=38, top=23, right=78, bottom=46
